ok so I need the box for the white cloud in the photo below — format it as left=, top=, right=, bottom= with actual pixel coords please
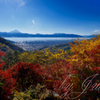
left=94, top=30, right=100, bottom=33
left=93, top=30, right=100, bottom=35
left=32, top=20, right=35, bottom=24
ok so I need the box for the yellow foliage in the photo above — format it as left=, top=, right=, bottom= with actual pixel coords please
left=70, top=36, right=100, bottom=54
left=13, top=84, right=55, bottom=100
left=19, top=48, right=68, bottom=65
left=13, top=91, right=32, bottom=100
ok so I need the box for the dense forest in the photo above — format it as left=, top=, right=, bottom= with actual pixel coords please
left=0, top=36, right=100, bottom=100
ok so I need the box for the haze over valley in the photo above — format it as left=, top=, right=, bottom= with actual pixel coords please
left=1, top=29, right=94, bottom=51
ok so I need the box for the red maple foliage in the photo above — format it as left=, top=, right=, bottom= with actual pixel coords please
left=0, top=52, right=15, bottom=100
left=10, top=62, right=43, bottom=91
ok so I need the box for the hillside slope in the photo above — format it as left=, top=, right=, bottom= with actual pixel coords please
left=38, top=38, right=93, bottom=52
left=38, top=42, right=73, bottom=52
left=0, top=37, right=24, bottom=52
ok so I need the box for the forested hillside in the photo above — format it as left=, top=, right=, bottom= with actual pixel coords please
left=0, top=37, right=24, bottom=52
left=38, top=42, right=73, bottom=51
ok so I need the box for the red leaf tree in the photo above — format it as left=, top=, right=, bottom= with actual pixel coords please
left=10, top=62, right=43, bottom=91
left=0, top=52, right=15, bottom=100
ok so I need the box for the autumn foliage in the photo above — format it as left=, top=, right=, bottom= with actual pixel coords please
left=10, top=62, right=43, bottom=91
left=1, top=36, right=100, bottom=99
left=0, top=52, right=43, bottom=99
left=0, top=52, right=15, bottom=100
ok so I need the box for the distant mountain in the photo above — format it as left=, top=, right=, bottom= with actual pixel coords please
left=0, top=30, right=96, bottom=38
left=0, top=30, right=83, bottom=37
left=0, top=37, right=24, bottom=52
left=83, top=35, right=95, bottom=38
left=0, top=32, right=33, bottom=37
left=9, top=29, right=21, bottom=33
left=37, top=33, right=83, bottom=37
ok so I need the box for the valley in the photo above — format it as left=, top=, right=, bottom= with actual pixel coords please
left=14, top=40, right=73, bottom=51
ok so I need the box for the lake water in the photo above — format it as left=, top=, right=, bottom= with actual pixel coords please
left=4, top=37, right=89, bottom=42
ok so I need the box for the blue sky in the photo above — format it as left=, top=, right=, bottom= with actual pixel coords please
left=0, top=0, right=100, bottom=35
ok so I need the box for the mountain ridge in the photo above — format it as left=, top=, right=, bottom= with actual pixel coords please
left=0, top=30, right=95, bottom=38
